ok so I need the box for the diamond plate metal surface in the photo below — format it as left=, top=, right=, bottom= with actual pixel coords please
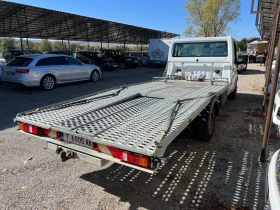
left=16, top=80, right=228, bottom=156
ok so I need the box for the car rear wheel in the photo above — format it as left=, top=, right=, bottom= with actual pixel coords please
left=40, top=75, right=55, bottom=90
left=120, top=63, right=126, bottom=69
left=90, top=70, right=100, bottom=82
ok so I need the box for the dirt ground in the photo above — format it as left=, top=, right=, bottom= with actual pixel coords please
left=0, top=64, right=278, bottom=210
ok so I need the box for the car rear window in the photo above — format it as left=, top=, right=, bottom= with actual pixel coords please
left=7, top=57, right=33, bottom=66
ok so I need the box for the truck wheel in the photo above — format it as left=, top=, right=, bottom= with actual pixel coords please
left=228, top=86, right=237, bottom=100
left=198, top=105, right=216, bottom=141
left=40, top=75, right=56, bottom=91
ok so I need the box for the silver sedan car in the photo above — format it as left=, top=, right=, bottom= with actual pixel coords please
left=2, top=54, right=101, bottom=90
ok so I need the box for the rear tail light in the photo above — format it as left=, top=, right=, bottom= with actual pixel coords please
left=18, top=122, right=39, bottom=134
left=106, top=146, right=150, bottom=167
left=122, top=151, right=150, bottom=167
left=18, top=122, right=51, bottom=136
left=16, top=69, right=30, bottom=74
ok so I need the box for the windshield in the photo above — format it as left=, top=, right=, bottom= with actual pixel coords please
left=118, top=51, right=125, bottom=56
left=96, top=52, right=108, bottom=59
left=172, top=41, right=228, bottom=57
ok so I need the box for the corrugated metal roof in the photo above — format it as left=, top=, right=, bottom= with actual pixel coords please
left=0, top=1, right=179, bottom=44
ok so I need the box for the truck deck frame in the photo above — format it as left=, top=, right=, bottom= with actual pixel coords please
left=15, top=79, right=229, bottom=173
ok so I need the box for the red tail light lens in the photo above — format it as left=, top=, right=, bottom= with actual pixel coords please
left=18, top=122, right=39, bottom=134
left=16, top=69, right=30, bottom=74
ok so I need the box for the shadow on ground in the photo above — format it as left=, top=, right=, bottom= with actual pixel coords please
left=240, top=69, right=265, bottom=75
left=79, top=92, right=271, bottom=210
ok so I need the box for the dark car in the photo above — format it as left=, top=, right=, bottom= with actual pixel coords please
left=46, top=50, right=73, bottom=56
left=46, top=50, right=96, bottom=65
left=77, top=51, right=118, bottom=70
left=102, top=49, right=138, bottom=69
left=237, top=54, right=248, bottom=73
left=2, top=49, right=43, bottom=63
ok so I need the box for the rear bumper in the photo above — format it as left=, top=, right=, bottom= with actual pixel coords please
left=149, top=60, right=167, bottom=65
left=19, top=131, right=155, bottom=174
left=2, top=77, right=39, bottom=87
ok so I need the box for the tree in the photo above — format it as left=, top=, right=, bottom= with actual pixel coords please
left=40, top=39, right=52, bottom=52
left=236, top=38, right=248, bottom=52
left=0, top=37, right=16, bottom=49
left=52, top=41, right=63, bottom=51
left=184, top=0, right=241, bottom=37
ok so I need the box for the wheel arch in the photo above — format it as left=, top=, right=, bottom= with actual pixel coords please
left=41, top=73, right=57, bottom=84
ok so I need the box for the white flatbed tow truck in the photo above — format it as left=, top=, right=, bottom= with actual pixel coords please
left=14, top=36, right=238, bottom=173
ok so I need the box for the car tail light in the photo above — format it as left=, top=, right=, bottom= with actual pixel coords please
left=16, top=69, right=30, bottom=74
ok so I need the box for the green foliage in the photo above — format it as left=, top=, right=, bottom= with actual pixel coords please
left=0, top=37, right=148, bottom=52
left=184, top=0, right=241, bottom=37
left=236, top=38, right=248, bottom=52
left=40, top=40, right=52, bottom=52
left=0, top=37, right=16, bottom=49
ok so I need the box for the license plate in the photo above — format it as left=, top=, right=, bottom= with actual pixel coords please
left=6, top=72, right=14, bottom=76
left=156, top=61, right=160, bottom=64
left=63, top=133, right=93, bottom=149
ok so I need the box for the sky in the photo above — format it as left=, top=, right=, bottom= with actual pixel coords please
left=10, top=0, right=260, bottom=41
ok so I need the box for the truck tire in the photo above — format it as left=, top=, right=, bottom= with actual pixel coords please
left=228, top=86, right=237, bottom=100
left=198, top=105, right=216, bottom=141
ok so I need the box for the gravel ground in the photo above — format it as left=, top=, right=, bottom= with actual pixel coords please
left=0, top=64, right=278, bottom=210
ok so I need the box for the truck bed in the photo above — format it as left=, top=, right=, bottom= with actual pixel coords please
left=15, top=80, right=229, bottom=157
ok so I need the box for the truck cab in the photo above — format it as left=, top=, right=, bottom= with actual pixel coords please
left=166, top=36, right=238, bottom=98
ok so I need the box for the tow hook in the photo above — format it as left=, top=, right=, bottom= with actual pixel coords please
left=56, top=147, right=74, bottom=162
left=151, top=157, right=167, bottom=169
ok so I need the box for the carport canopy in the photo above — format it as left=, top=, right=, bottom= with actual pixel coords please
left=0, top=1, right=179, bottom=44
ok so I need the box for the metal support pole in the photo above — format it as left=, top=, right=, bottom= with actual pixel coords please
left=141, top=42, right=143, bottom=63
left=262, top=12, right=280, bottom=110
left=101, top=40, right=103, bottom=69
left=68, top=38, right=70, bottom=51
left=87, top=41, right=89, bottom=50
left=62, top=40, right=64, bottom=50
left=20, top=33, right=23, bottom=53
left=46, top=38, right=48, bottom=52
left=260, top=27, right=280, bottom=162
left=107, top=42, right=109, bottom=49
left=124, top=41, right=126, bottom=66
left=26, top=38, right=29, bottom=50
